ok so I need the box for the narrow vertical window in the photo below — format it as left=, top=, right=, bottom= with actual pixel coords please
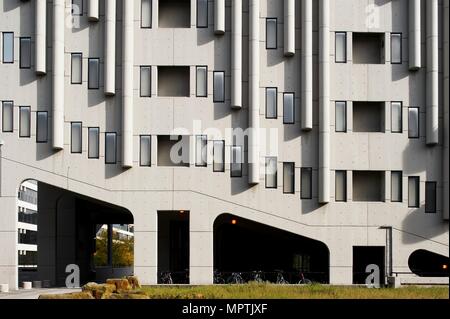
left=88, top=58, right=100, bottom=89
left=231, top=146, right=242, bottom=177
left=283, top=93, right=295, bottom=124
left=266, top=88, right=277, bottom=119
left=196, top=135, right=207, bottom=167
left=335, top=32, right=347, bottom=63
left=105, top=132, right=117, bottom=164
left=88, top=127, right=100, bottom=159
left=408, top=107, right=419, bottom=138
left=283, top=162, right=295, bottom=194
left=197, top=0, right=208, bottom=28
left=408, top=176, right=420, bottom=208
left=335, top=170, right=347, bottom=202
left=266, top=18, right=277, bottom=49
left=196, top=66, right=208, bottom=97
left=335, top=101, right=347, bottom=132
left=213, top=71, right=225, bottom=103
left=391, top=102, right=403, bottom=133
left=19, top=106, right=31, bottom=138
left=2, top=32, right=14, bottom=63
left=140, top=66, right=151, bottom=97
left=71, top=122, right=82, bottom=153
left=19, top=37, right=31, bottom=69
left=36, top=111, right=48, bottom=143
left=141, top=0, right=152, bottom=28
left=140, top=135, right=152, bottom=167
left=2, top=101, right=14, bottom=133
left=425, top=182, right=437, bottom=213
left=265, top=157, right=278, bottom=189
left=71, top=53, right=82, bottom=84
left=72, top=0, right=83, bottom=16
left=301, top=168, right=313, bottom=199
left=391, top=33, right=402, bottom=64
left=213, top=140, right=225, bottom=172
left=391, top=171, right=402, bottom=202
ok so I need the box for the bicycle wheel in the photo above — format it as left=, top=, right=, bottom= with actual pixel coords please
left=299, top=278, right=312, bottom=285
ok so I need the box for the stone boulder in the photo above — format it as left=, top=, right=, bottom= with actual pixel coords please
left=106, top=278, right=131, bottom=292
left=82, top=282, right=116, bottom=299
left=125, top=276, right=141, bottom=289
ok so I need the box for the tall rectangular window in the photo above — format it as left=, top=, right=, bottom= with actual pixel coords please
left=301, top=168, right=312, bottom=199
left=231, top=146, right=242, bottom=177
left=36, top=111, right=48, bottom=143
left=140, top=66, right=151, bottom=97
left=141, top=0, right=152, bottom=28
left=88, top=127, right=100, bottom=159
left=19, top=106, right=31, bottom=138
left=265, top=157, right=278, bottom=189
left=196, top=66, right=207, bottom=97
left=266, top=88, right=277, bottom=119
left=425, top=182, right=437, bottom=213
left=213, top=140, right=225, bottom=172
left=105, top=132, right=117, bottom=164
left=335, top=170, right=347, bottom=202
left=2, top=101, right=14, bottom=133
left=283, top=162, right=295, bottom=194
left=266, top=18, right=277, bottom=49
left=72, top=0, right=83, bottom=16
left=335, top=101, right=347, bottom=132
left=71, top=122, right=82, bottom=154
left=140, top=135, right=152, bottom=167
left=88, top=58, right=100, bottom=89
left=391, top=102, right=403, bottom=133
left=2, top=32, right=14, bottom=63
left=391, top=33, right=402, bottom=64
left=196, top=135, right=207, bottom=167
left=408, top=176, right=420, bottom=208
left=391, top=171, right=402, bottom=202
left=335, top=32, right=347, bottom=63
left=71, top=53, right=82, bottom=84
left=197, top=0, right=208, bottom=28
left=19, top=37, right=31, bottom=69
left=283, top=93, right=295, bottom=124
left=213, top=71, right=225, bottom=103
left=408, top=107, right=419, bottom=138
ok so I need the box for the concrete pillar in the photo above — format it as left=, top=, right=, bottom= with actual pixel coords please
left=231, top=0, right=242, bottom=109
left=88, top=0, right=99, bottom=22
left=329, top=243, right=353, bottom=285
left=35, top=0, right=46, bottom=75
left=444, top=0, right=449, bottom=220
left=426, top=0, right=439, bottom=145
left=301, top=0, right=313, bottom=131
left=105, top=0, right=116, bottom=96
left=190, top=231, right=214, bottom=285
left=248, top=0, right=260, bottom=185
left=284, top=0, right=295, bottom=57
left=134, top=231, right=158, bottom=285
left=319, top=0, right=330, bottom=204
left=122, top=0, right=134, bottom=168
left=52, top=0, right=65, bottom=150
left=409, top=0, right=421, bottom=70
left=0, top=196, right=18, bottom=290
left=215, top=0, right=225, bottom=35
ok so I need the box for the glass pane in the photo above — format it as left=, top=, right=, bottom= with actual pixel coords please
left=141, top=0, right=152, bottom=28
left=335, top=101, right=347, bottom=132
left=213, top=72, right=224, bottom=102
left=408, top=108, right=419, bottom=138
left=197, top=0, right=208, bottom=27
left=231, top=146, right=242, bottom=177
left=88, top=128, right=100, bottom=158
left=140, top=66, right=151, bottom=97
left=36, top=112, right=48, bottom=142
left=105, top=133, right=117, bottom=164
left=19, top=107, right=31, bottom=137
left=71, top=122, right=82, bottom=153
left=283, top=162, right=295, bottom=194
left=72, top=53, right=82, bottom=84
left=213, top=141, right=225, bottom=172
left=20, top=38, right=31, bottom=68
left=266, top=18, right=277, bottom=49
left=266, top=88, right=277, bottom=118
left=391, top=102, right=402, bottom=133
left=335, top=32, right=346, bottom=63
left=72, top=0, right=83, bottom=15
left=3, top=32, right=14, bottom=63
left=408, top=177, right=419, bottom=207
left=196, top=135, right=207, bottom=166
left=196, top=67, right=207, bottom=97
left=425, top=182, right=436, bottom=213
left=391, top=33, right=402, bottom=63
left=140, top=135, right=152, bottom=166
left=283, top=93, right=294, bottom=124
left=301, top=168, right=312, bottom=199
left=391, top=171, right=402, bottom=202
left=335, top=171, right=346, bottom=201
left=88, top=59, right=99, bottom=89
left=2, top=101, right=14, bottom=132
left=266, top=157, right=277, bottom=188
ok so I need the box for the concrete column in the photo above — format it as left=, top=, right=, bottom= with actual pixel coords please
left=231, top=0, right=242, bottom=109
left=105, top=0, right=116, bottom=96
left=409, top=0, right=421, bottom=70
left=122, top=0, right=134, bottom=168
left=301, top=0, right=313, bottom=131
left=52, top=0, right=65, bottom=150
left=248, top=0, right=260, bottom=185
left=444, top=0, right=449, bottom=220
left=0, top=196, right=18, bottom=290
left=319, top=0, right=330, bottom=204
left=215, top=0, right=225, bottom=35
left=426, top=0, right=439, bottom=145
left=35, top=0, right=46, bottom=75
left=88, top=0, right=99, bottom=22
left=190, top=231, right=214, bottom=285
left=284, top=0, right=295, bottom=57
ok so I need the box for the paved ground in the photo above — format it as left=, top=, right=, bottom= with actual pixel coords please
left=0, top=288, right=81, bottom=299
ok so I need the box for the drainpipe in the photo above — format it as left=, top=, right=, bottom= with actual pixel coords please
left=284, top=0, right=295, bottom=57
left=409, top=0, right=421, bottom=71
left=444, top=0, right=449, bottom=220
left=232, top=0, right=242, bottom=109
left=35, top=0, right=46, bottom=75
left=105, top=0, right=116, bottom=96
left=215, top=0, right=225, bottom=35
left=301, top=0, right=313, bottom=131
left=88, top=0, right=99, bottom=22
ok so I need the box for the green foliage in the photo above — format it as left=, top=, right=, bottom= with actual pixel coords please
left=94, top=229, right=134, bottom=267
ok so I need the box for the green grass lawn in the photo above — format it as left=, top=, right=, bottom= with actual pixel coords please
left=141, top=283, right=449, bottom=299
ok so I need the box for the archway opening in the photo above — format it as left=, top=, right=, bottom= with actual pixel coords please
left=408, top=250, right=449, bottom=277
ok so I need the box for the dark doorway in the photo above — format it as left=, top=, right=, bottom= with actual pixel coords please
left=408, top=250, right=449, bottom=277
left=353, top=246, right=385, bottom=285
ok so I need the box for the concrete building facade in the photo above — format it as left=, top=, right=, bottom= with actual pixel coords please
left=0, top=0, right=449, bottom=289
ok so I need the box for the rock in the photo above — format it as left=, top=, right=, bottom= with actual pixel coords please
left=38, top=292, right=95, bottom=300
left=82, top=282, right=116, bottom=299
left=106, top=278, right=131, bottom=292
left=106, top=293, right=150, bottom=300
left=125, top=276, right=141, bottom=289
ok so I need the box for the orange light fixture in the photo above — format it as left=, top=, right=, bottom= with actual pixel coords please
left=443, top=264, right=448, bottom=270
left=231, top=219, right=237, bottom=225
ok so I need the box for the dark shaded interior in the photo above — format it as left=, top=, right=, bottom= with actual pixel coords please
left=353, top=246, right=385, bottom=285
left=408, top=250, right=449, bottom=277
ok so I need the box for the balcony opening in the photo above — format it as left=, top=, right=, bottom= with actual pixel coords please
left=157, top=135, right=190, bottom=167
left=353, top=171, right=385, bottom=202
left=159, top=0, right=191, bottom=28
left=353, top=102, right=385, bottom=133
left=353, top=33, right=385, bottom=64
left=157, top=66, right=190, bottom=97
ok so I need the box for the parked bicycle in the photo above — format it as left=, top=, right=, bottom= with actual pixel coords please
left=214, top=270, right=226, bottom=284
left=298, top=272, right=312, bottom=285
left=227, top=272, right=245, bottom=284
left=160, top=271, right=173, bottom=285
left=251, top=270, right=264, bottom=283
left=275, top=270, right=289, bottom=285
